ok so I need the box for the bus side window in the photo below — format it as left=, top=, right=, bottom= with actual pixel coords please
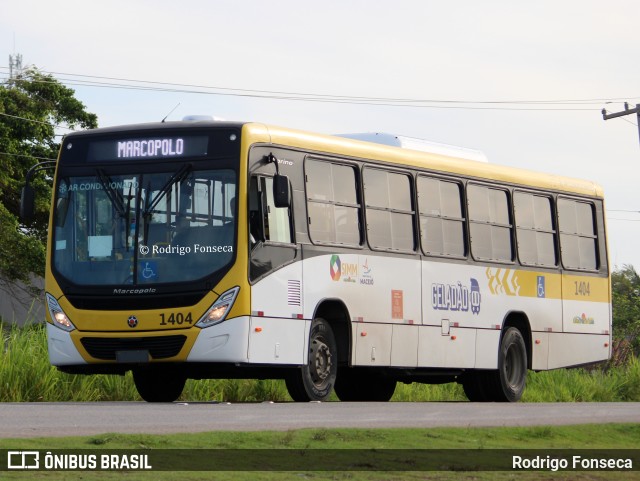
left=468, top=184, right=514, bottom=262
left=558, top=198, right=598, bottom=271
left=417, top=176, right=466, bottom=258
left=363, top=168, right=415, bottom=252
left=249, top=176, right=293, bottom=244
left=514, top=192, right=557, bottom=267
left=249, top=176, right=264, bottom=244
left=263, top=177, right=292, bottom=243
left=306, top=160, right=362, bottom=246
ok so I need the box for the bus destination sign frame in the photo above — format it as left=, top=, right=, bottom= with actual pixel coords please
left=86, top=135, right=209, bottom=162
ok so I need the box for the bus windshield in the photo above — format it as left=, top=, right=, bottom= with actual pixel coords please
left=52, top=168, right=236, bottom=286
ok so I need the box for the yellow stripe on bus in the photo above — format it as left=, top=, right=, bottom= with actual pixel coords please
left=484, top=268, right=608, bottom=302
left=561, top=274, right=610, bottom=303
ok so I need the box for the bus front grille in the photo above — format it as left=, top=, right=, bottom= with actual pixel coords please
left=80, top=335, right=187, bottom=360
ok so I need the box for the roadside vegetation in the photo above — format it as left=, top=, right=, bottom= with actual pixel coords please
left=1, top=322, right=638, bottom=403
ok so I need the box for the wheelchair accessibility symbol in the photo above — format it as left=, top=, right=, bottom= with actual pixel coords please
left=537, top=276, right=546, bottom=298
left=139, top=261, right=158, bottom=281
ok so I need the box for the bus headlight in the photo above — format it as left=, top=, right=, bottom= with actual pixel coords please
left=46, top=293, right=76, bottom=332
left=196, top=287, right=240, bottom=328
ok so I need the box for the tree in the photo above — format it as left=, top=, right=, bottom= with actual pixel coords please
left=0, top=67, right=97, bottom=290
left=611, top=264, right=640, bottom=357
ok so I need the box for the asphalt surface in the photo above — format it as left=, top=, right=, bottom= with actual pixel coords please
left=1, top=402, right=639, bottom=438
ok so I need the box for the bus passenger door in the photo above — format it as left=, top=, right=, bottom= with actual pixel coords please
left=248, top=176, right=304, bottom=364
left=248, top=176, right=299, bottom=283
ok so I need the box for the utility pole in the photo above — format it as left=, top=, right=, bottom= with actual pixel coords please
left=8, top=53, right=23, bottom=80
left=602, top=103, right=640, bottom=146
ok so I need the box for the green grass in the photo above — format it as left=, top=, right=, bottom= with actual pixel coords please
left=3, top=424, right=640, bottom=449
left=523, top=361, right=640, bottom=402
left=2, top=323, right=640, bottom=402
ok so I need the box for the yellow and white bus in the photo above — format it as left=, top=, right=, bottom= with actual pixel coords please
left=24, top=119, right=611, bottom=402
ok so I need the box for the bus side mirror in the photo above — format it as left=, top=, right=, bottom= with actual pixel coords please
left=19, top=160, right=57, bottom=223
left=273, top=174, right=290, bottom=208
left=20, top=185, right=35, bottom=222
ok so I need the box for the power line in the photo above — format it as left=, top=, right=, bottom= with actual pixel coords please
left=2, top=66, right=636, bottom=111
left=5, top=78, right=605, bottom=111
left=0, top=112, right=76, bottom=131
left=34, top=68, right=640, bottom=105
left=0, top=151, right=56, bottom=161
left=607, top=209, right=640, bottom=223
left=620, top=117, right=638, bottom=128
left=42, top=72, right=634, bottom=105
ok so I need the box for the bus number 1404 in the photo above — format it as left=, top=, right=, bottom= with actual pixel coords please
left=574, top=281, right=591, bottom=297
left=159, top=312, right=193, bottom=326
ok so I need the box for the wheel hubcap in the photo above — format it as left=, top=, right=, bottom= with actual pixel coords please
left=310, top=338, right=332, bottom=384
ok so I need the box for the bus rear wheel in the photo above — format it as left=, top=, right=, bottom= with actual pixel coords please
left=133, top=366, right=186, bottom=402
left=492, top=327, right=528, bottom=402
left=334, top=368, right=396, bottom=401
left=286, top=318, right=337, bottom=402
left=462, top=327, right=527, bottom=402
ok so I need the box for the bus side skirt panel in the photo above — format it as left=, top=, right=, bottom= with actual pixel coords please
left=250, top=260, right=308, bottom=365
left=248, top=316, right=309, bottom=365
left=474, top=329, right=500, bottom=369
left=547, top=332, right=610, bottom=369
left=187, top=316, right=251, bottom=363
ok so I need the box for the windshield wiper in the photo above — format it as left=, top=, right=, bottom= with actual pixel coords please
left=141, top=164, right=192, bottom=244
left=143, top=164, right=192, bottom=218
left=97, top=169, right=135, bottom=251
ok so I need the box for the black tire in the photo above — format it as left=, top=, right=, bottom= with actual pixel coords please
left=286, top=318, right=337, bottom=402
left=461, top=372, right=491, bottom=402
left=334, top=368, right=396, bottom=402
left=495, top=327, right=528, bottom=401
left=462, top=327, right=527, bottom=402
left=133, top=367, right=186, bottom=402
left=488, top=327, right=528, bottom=402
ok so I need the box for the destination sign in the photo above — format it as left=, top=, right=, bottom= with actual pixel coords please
left=87, top=136, right=209, bottom=162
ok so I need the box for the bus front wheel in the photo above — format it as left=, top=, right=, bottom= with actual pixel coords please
left=133, top=366, right=186, bottom=402
left=286, top=318, right=337, bottom=402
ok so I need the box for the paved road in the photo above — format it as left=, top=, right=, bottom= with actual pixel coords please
left=0, top=402, right=639, bottom=438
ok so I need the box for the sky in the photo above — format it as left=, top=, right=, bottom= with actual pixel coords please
left=2, top=0, right=640, bottom=270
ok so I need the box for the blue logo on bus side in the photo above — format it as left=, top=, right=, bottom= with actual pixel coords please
left=537, top=276, right=546, bottom=298
left=432, top=278, right=481, bottom=315
left=470, top=278, right=481, bottom=314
